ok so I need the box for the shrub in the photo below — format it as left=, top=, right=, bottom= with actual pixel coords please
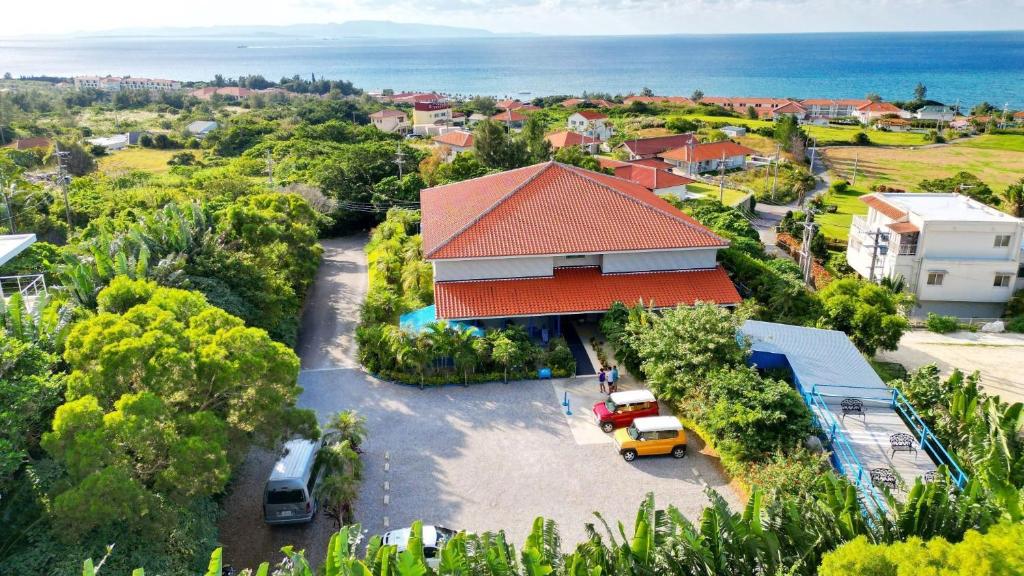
left=926, top=313, right=960, bottom=334
left=851, top=132, right=871, bottom=145
left=1005, top=316, right=1024, bottom=333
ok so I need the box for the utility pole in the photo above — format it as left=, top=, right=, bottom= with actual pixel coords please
left=1, top=181, right=15, bottom=233
left=867, top=229, right=884, bottom=283
left=807, top=137, right=817, bottom=174
left=851, top=152, right=859, bottom=186
left=770, top=144, right=780, bottom=202
left=394, top=146, right=407, bottom=179
left=54, top=143, right=73, bottom=231
left=718, top=151, right=726, bottom=203
left=799, top=209, right=816, bottom=286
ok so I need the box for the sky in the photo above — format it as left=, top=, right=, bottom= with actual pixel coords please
left=5, top=0, right=1024, bottom=37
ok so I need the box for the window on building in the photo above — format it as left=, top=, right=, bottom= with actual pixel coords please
left=994, top=234, right=1012, bottom=247
left=994, top=274, right=1012, bottom=288
left=565, top=255, right=586, bottom=260
left=926, top=272, right=945, bottom=286
left=1019, top=264, right=1024, bottom=278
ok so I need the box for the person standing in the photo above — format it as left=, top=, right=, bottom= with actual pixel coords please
left=610, top=366, right=619, bottom=393
left=598, top=368, right=607, bottom=394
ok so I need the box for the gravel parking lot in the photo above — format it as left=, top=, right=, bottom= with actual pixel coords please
left=217, top=237, right=738, bottom=570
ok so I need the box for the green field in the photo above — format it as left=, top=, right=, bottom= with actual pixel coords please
left=98, top=148, right=202, bottom=174
left=957, top=133, right=1024, bottom=152
left=686, top=181, right=750, bottom=207
left=815, top=185, right=870, bottom=242
left=671, top=115, right=931, bottom=147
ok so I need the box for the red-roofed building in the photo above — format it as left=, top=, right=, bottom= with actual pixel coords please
left=658, top=141, right=758, bottom=175
left=628, top=158, right=675, bottom=170
left=623, top=96, right=694, bottom=107
left=491, top=109, right=528, bottom=129
left=853, top=101, right=911, bottom=124
left=4, top=137, right=52, bottom=151
left=615, top=134, right=698, bottom=160
left=420, top=162, right=739, bottom=323
left=496, top=99, right=524, bottom=110
left=568, top=110, right=613, bottom=140
left=801, top=98, right=873, bottom=119
left=545, top=130, right=601, bottom=153
left=597, top=156, right=630, bottom=170
left=432, top=130, right=475, bottom=160
left=614, top=164, right=695, bottom=197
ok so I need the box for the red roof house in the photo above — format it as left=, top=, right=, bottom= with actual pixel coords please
left=420, top=162, right=739, bottom=320
left=658, top=141, right=758, bottom=175
left=545, top=130, right=601, bottom=152
left=614, top=164, right=695, bottom=194
left=616, top=134, right=698, bottom=160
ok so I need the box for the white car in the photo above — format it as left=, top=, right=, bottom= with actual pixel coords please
left=380, top=525, right=458, bottom=567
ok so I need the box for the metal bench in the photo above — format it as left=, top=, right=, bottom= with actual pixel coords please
left=870, top=467, right=898, bottom=491
left=841, top=398, right=865, bottom=422
left=923, top=470, right=938, bottom=483
left=889, top=432, right=918, bottom=459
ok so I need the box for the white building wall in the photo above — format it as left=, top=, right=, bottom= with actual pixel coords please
left=433, top=256, right=553, bottom=281
left=602, top=249, right=717, bottom=273
left=917, top=258, right=1019, bottom=303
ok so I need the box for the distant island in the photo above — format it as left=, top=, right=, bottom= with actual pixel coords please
left=72, top=20, right=531, bottom=40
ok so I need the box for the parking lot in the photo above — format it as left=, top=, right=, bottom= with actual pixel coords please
left=216, top=237, right=738, bottom=570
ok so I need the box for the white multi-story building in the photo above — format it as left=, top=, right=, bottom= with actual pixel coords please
left=847, top=193, right=1024, bottom=318
left=567, top=111, right=613, bottom=140
left=74, top=76, right=181, bottom=92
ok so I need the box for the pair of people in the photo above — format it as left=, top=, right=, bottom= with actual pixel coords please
left=598, top=365, right=619, bottom=394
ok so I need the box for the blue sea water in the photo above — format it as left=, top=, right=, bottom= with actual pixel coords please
left=1, top=31, right=1022, bottom=107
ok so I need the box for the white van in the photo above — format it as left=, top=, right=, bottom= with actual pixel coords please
left=263, top=438, right=322, bottom=525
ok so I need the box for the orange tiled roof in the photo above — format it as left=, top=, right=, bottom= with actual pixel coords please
left=561, top=98, right=584, bottom=107
left=860, top=194, right=908, bottom=220
left=5, top=136, right=52, bottom=150
left=887, top=221, right=919, bottom=234
left=434, top=266, right=740, bottom=319
left=434, top=130, right=474, bottom=148
left=574, top=110, right=608, bottom=120
left=614, top=164, right=694, bottom=191
left=419, top=162, right=727, bottom=260
left=772, top=101, right=807, bottom=114
left=628, top=158, right=674, bottom=170
left=545, top=130, right=600, bottom=149
left=801, top=98, right=872, bottom=107
left=619, top=134, right=698, bottom=157
left=857, top=101, right=905, bottom=113
left=597, top=156, right=630, bottom=170
left=659, top=141, right=757, bottom=163
left=623, top=95, right=695, bottom=106
left=491, top=110, right=527, bottom=123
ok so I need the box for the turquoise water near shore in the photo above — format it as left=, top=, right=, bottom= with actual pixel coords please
left=1, top=31, right=1022, bottom=106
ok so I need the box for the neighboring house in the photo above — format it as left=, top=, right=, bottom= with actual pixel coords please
left=186, top=120, right=219, bottom=138
left=701, top=96, right=793, bottom=115
left=720, top=126, right=747, bottom=138
left=914, top=105, right=958, bottom=122
left=4, top=137, right=52, bottom=151
left=768, top=101, right=807, bottom=121
left=853, top=102, right=911, bottom=124
left=370, top=109, right=410, bottom=133
left=658, top=141, right=758, bottom=175
left=800, top=98, right=872, bottom=120
left=613, top=164, right=695, bottom=199
left=419, top=161, right=740, bottom=329
left=616, top=134, right=698, bottom=160
left=189, top=86, right=254, bottom=101
left=432, top=130, right=475, bottom=160
left=87, top=133, right=130, bottom=151
left=1014, top=111, right=1024, bottom=126
left=545, top=130, right=601, bottom=154
left=467, top=113, right=488, bottom=126
left=846, top=193, right=1024, bottom=318
left=75, top=76, right=181, bottom=92
left=491, top=110, right=527, bottom=130
left=561, top=98, right=585, bottom=108
left=876, top=118, right=911, bottom=132
left=496, top=99, right=524, bottom=110
left=567, top=110, right=613, bottom=140
left=622, top=96, right=695, bottom=107
left=413, top=99, right=455, bottom=135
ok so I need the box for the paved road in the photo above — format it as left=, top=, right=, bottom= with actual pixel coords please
left=218, top=235, right=738, bottom=571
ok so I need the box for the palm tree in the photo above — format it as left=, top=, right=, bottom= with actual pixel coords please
left=491, top=335, right=517, bottom=384
left=424, top=321, right=456, bottom=380
left=315, top=440, right=362, bottom=528
left=393, top=331, right=431, bottom=388
left=325, top=410, right=367, bottom=452
left=452, top=327, right=479, bottom=387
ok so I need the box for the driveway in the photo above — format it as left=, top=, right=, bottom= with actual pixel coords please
left=217, top=236, right=738, bottom=571
left=877, top=330, right=1024, bottom=405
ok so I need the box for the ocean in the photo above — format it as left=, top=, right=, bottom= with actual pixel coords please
left=1, top=31, right=1022, bottom=107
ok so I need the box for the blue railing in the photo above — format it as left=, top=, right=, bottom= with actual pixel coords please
left=890, top=387, right=969, bottom=488
left=803, top=386, right=888, bottom=514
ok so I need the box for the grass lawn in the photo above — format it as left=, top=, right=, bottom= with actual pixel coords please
left=686, top=181, right=750, bottom=207
left=869, top=359, right=908, bottom=383
left=957, top=133, right=1024, bottom=153
left=814, top=185, right=871, bottom=242
left=98, top=148, right=201, bottom=174
left=805, top=125, right=928, bottom=147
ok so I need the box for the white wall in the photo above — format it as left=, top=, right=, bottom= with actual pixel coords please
left=433, top=256, right=553, bottom=281
left=919, top=221, right=1021, bottom=261
left=602, top=249, right=717, bottom=273
left=916, top=258, right=1018, bottom=303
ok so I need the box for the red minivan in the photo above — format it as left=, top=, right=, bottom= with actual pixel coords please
left=592, top=389, right=660, bottom=433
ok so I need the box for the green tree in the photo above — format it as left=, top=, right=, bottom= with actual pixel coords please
left=665, top=116, right=697, bottom=133
left=691, top=89, right=704, bottom=102
left=817, top=278, right=912, bottom=356
left=491, top=334, right=517, bottom=384
left=432, top=150, right=491, bottom=185
left=773, top=115, right=805, bottom=152
left=919, top=171, right=999, bottom=207
left=747, top=106, right=758, bottom=120
left=473, top=120, right=529, bottom=170
left=467, top=95, right=497, bottom=116
left=1002, top=177, right=1024, bottom=217
left=520, top=115, right=551, bottom=163
left=913, top=82, right=927, bottom=102
left=553, top=145, right=600, bottom=171
left=634, top=302, right=747, bottom=400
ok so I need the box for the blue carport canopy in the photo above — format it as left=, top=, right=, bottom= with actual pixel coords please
left=399, top=305, right=484, bottom=337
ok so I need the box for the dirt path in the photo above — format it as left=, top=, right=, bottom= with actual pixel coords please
left=216, top=236, right=368, bottom=571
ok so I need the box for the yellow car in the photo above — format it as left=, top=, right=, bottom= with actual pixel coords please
left=613, top=416, right=687, bottom=462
